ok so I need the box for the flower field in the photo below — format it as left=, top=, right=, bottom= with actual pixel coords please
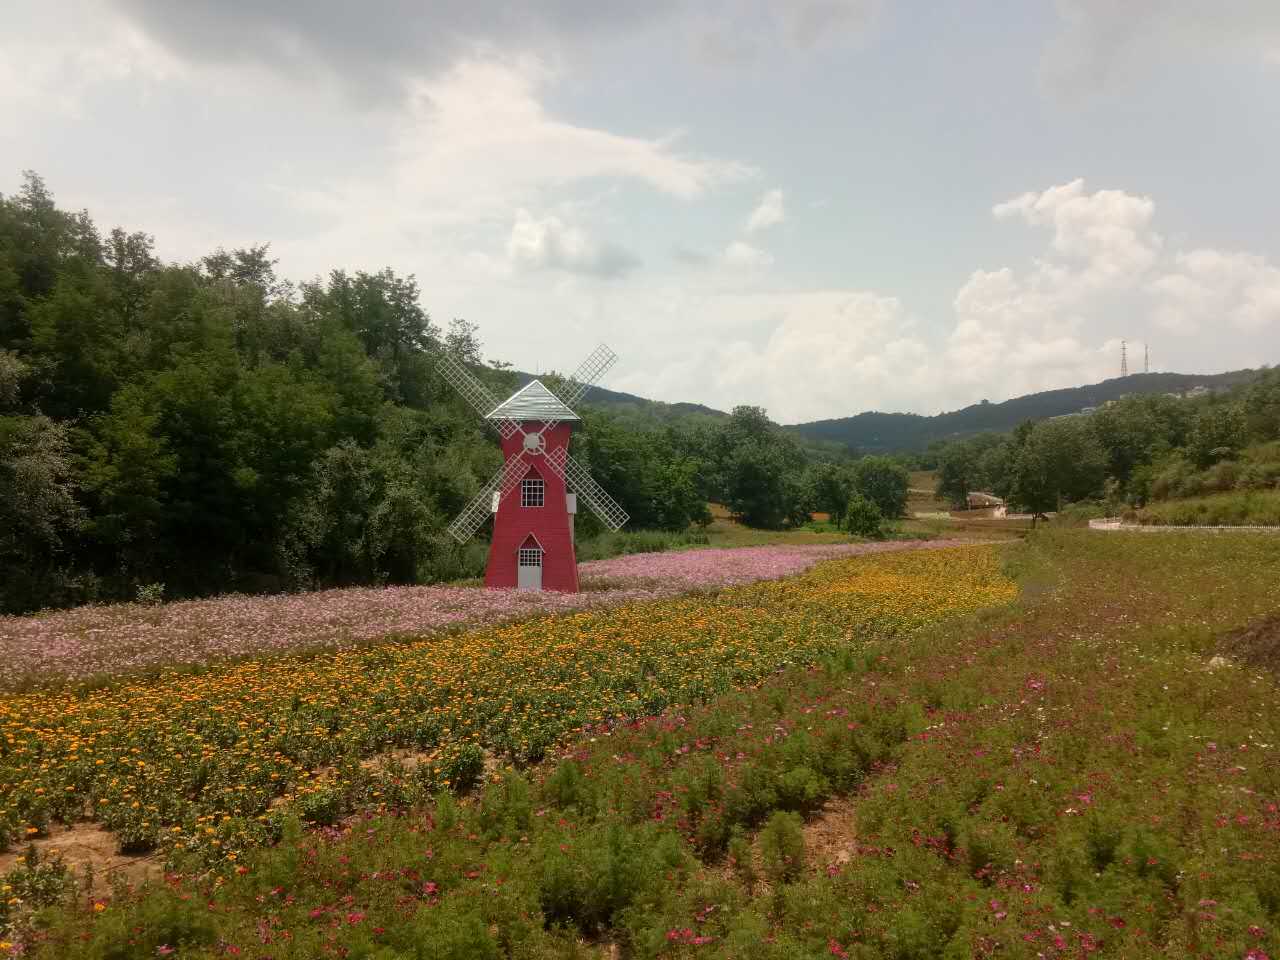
left=6, top=531, right=1280, bottom=959
left=0, top=540, right=972, bottom=690
left=0, top=545, right=1014, bottom=870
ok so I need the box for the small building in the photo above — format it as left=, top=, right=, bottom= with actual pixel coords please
left=966, top=491, right=1004, bottom=509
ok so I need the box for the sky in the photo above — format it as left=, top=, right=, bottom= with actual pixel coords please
left=2, top=1, right=1278, bottom=423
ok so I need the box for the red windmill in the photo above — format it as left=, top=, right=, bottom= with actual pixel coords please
left=438, top=344, right=629, bottom=592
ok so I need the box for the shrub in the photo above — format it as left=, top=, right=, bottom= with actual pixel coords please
left=775, top=765, right=829, bottom=816
left=724, top=764, right=780, bottom=829
left=759, top=811, right=806, bottom=884
left=537, top=822, right=686, bottom=934
left=477, top=772, right=532, bottom=840
left=134, top=582, right=165, bottom=606
left=728, top=830, right=757, bottom=890
left=843, top=494, right=883, bottom=538
left=1, top=849, right=75, bottom=939
left=544, top=759, right=588, bottom=811
left=1134, top=489, right=1280, bottom=526
left=441, top=742, right=485, bottom=792
left=1051, top=502, right=1108, bottom=526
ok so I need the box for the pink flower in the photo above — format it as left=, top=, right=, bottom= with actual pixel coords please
left=1, top=540, right=963, bottom=687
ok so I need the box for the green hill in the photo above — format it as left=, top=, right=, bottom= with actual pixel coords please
left=786, top=370, right=1261, bottom=453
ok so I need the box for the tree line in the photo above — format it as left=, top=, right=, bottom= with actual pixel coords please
left=930, top=371, right=1280, bottom=515
left=1, top=173, right=880, bottom=614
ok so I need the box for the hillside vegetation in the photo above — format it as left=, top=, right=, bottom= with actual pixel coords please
left=788, top=370, right=1259, bottom=453
left=930, top=371, right=1280, bottom=518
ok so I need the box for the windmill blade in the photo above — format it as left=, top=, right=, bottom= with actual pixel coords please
left=538, top=447, right=625, bottom=530
left=437, top=351, right=521, bottom=440
left=445, top=457, right=527, bottom=543
left=562, top=453, right=629, bottom=532
left=535, top=343, right=617, bottom=439
left=553, top=343, right=617, bottom=408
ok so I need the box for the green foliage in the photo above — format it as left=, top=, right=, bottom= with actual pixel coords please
left=1009, top=418, right=1107, bottom=516
left=806, top=461, right=852, bottom=525
left=930, top=368, right=1280, bottom=518
left=758, top=811, right=806, bottom=884
left=788, top=368, right=1259, bottom=453
left=0, top=413, right=88, bottom=612
left=934, top=432, right=1005, bottom=509
left=849, top=455, right=909, bottom=518
left=696, top=406, right=816, bottom=529
left=573, top=528, right=710, bottom=563
left=843, top=494, right=883, bottom=538
left=1, top=847, right=76, bottom=940
left=1125, top=488, right=1280, bottom=526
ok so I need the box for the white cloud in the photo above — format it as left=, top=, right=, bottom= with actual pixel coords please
left=264, top=57, right=754, bottom=279
left=992, top=178, right=1161, bottom=289
left=722, top=240, right=774, bottom=269
left=745, top=188, right=785, bottom=233
left=506, top=209, right=638, bottom=278
left=1149, top=249, right=1280, bottom=335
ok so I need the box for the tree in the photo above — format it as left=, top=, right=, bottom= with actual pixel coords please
left=1009, top=419, right=1107, bottom=516
left=850, top=456, right=909, bottom=518
left=808, top=462, right=852, bottom=526
left=843, top=493, right=882, bottom=538
left=0, top=350, right=26, bottom=410
left=1188, top=402, right=1247, bottom=468
left=82, top=385, right=177, bottom=584
left=723, top=440, right=794, bottom=529
left=934, top=433, right=1004, bottom=509
left=0, top=415, right=86, bottom=611
left=1243, top=368, right=1280, bottom=443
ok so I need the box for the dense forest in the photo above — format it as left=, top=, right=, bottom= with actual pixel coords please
left=931, top=370, right=1280, bottom=515
left=0, top=173, right=839, bottom=614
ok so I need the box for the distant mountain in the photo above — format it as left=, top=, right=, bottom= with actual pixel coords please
left=786, top=370, right=1261, bottom=453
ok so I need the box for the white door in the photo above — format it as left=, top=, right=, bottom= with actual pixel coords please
left=517, top=546, right=543, bottom=591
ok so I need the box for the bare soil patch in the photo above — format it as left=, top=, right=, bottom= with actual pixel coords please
left=0, top=822, right=162, bottom=895
left=1218, top=614, right=1280, bottom=673
left=803, top=795, right=859, bottom=873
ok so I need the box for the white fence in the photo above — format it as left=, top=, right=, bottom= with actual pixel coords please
left=1088, top=518, right=1280, bottom=534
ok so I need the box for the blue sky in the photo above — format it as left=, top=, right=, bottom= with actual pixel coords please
left=3, top=1, right=1277, bottom=421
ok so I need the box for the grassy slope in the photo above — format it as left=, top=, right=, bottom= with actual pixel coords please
left=9, top=532, right=1280, bottom=959
left=1127, top=489, right=1280, bottom=527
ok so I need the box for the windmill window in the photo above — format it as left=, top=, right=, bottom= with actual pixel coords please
left=518, top=546, right=543, bottom=567
left=521, top=476, right=545, bottom=508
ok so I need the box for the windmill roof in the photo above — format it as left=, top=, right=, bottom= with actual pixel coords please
left=487, top=379, right=580, bottom=422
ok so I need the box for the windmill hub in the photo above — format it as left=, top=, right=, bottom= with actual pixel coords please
left=522, top=432, right=546, bottom=454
